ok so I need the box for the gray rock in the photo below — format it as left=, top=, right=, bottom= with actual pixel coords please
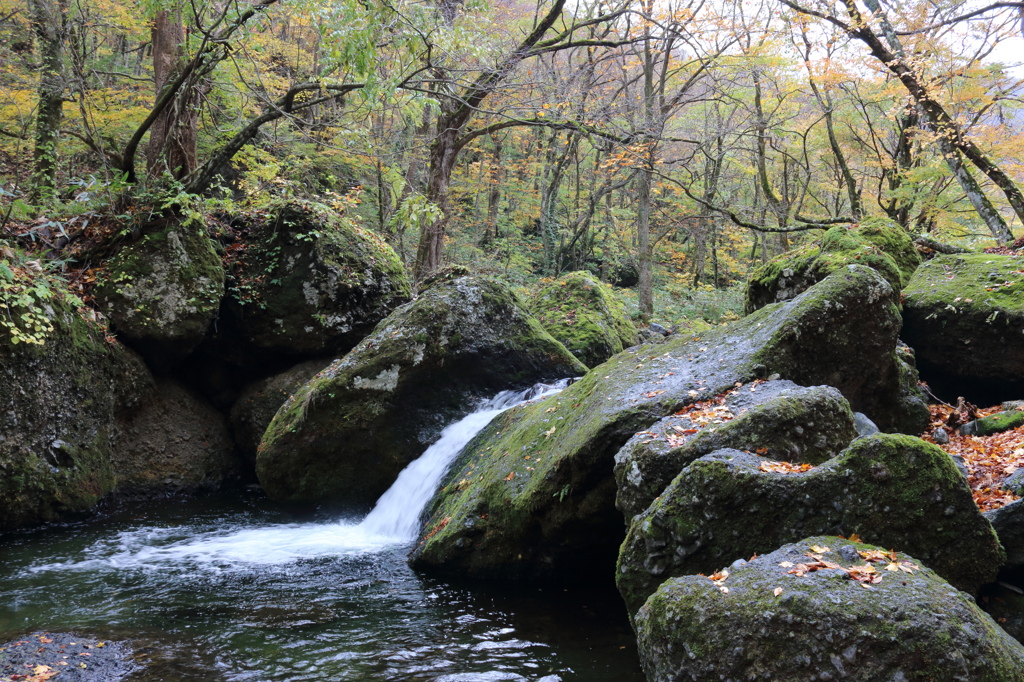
left=614, top=381, right=858, bottom=521
left=216, top=200, right=411, bottom=365
left=230, top=358, right=331, bottom=465
left=256, top=275, right=586, bottom=507
left=1, top=293, right=152, bottom=530
left=635, top=537, right=1024, bottom=682
left=986, top=500, right=1024, bottom=570
left=933, top=426, right=950, bottom=444
left=110, top=379, right=238, bottom=495
left=854, top=411, right=880, bottom=436
left=93, top=221, right=225, bottom=366
left=1005, top=469, right=1024, bottom=496
left=617, top=434, right=1004, bottom=617
left=902, top=253, right=1024, bottom=392
left=410, top=267, right=930, bottom=583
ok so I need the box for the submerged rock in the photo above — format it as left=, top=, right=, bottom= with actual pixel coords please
left=530, top=271, right=638, bottom=367
left=110, top=378, right=237, bottom=494
left=902, top=253, right=1024, bottom=398
left=614, top=380, right=857, bottom=521
left=0, top=632, right=134, bottom=681
left=410, top=266, right=928, bottom=582
left=93, top=220, right=225, bottom=366
left=617, top=435, right=1003, bottom=617
left=256, top=275, right=585, bottom=507
left=746, top=217, right=920, bottom=313
left=217, top=200, right=411, bottom=364
left=634, top=537, right=1024, bottom=682
left=1, top=292, right=152, bottom=530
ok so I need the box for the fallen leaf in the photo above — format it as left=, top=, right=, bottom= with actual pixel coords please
left=505, top=471, right=515, bottom=481
left=773, top=587, right=783, bottom=597
left=809, top=545, right=830, bottom=554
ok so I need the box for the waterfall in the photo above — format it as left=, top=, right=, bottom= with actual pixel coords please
left=28, top=380, right=569, bottom=572
left=358, top=379, right=568, bottom=542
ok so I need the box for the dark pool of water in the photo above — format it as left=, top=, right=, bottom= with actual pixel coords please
left=0, top=491, right=644, bottom=681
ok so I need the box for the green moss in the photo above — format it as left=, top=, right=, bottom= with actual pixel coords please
left=530, top=271, right=638, bottom=368
left=746, top=218, right=920, bottom=312
left=973, top=410, right=1024, bottom=436
left=617, top=434, right=1004, bottom=616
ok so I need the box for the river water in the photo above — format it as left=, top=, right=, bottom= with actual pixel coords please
left=0, top=384, right=643, bottom=681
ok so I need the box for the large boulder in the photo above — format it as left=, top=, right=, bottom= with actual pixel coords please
left=109, top=378, right=237, bottom=494
left=902, top=253, right=1024, bottom=401
left=93, top=220, right=225, bottom=365
left=635, top=536, right=1024, bottom=682
left=1, top=283, right=152, bottom=530
left=614, top=380, right=858, bottom=521
left=746, top=217, right=920, bottom=313
left=409, top=266, right=929, bottom=582
left=616, top=435, right=1003, bottom=618
left=217, top=200, right=411, bottom=364
left=256, top=275, right=586, bottom=507
left=230, top=358, right=331, bottom=466
left=530, top=271, right=638, bottom=367
left=986, top=500, right=1024, bottom=571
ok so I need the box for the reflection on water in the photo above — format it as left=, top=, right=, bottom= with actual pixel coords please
left=0, top=491, right=643, bottom=682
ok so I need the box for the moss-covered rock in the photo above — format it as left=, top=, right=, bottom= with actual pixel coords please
left=94, top=221, right=225, bottom=365
left=0, top=291, right=153, bottom=530
left=746, top=217, right=920, bottom=313
left=530, top=271, right=638, bottom=367
left=902, top=253, right=1024, bottom=397
left=614, top=380, right=858, bottom=521
left=635, top=536, right=1024, bottom=682
left=230, top=358, right=331, bottom=466
left=256, top=275, right=586, bottom=507
left=963, top=410, right=1024, bottom=437
left=409, top=266, right=928, bottom=583
left=617, top=435, right=1003, bottom=617
left=218, top=200, right=411, bottom=364
left=109, top=378, right=237, bottom=494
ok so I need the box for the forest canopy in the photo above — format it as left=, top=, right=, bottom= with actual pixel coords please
left=1, top=0, right=1022, bottom=320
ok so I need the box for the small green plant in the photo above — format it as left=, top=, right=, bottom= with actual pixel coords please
left=0, top=243, right=81, bottom=346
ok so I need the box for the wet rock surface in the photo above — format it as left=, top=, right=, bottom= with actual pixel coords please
left=411, top=267, right=927, bottom=582
left=616, top=435, right=1004, bottom=618
left=256, top=274, right=585, bottom=507
left=634, top=537, right=1024, bottom=682
left=0, top=632, right=134, bottom=681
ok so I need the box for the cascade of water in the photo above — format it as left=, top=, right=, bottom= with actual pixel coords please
left=358, top=380, right=568, bottom=542
left=26, top=381, right=569, bottom=573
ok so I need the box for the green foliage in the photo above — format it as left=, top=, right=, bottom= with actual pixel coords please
left=0, top=243, right=83, bottom=346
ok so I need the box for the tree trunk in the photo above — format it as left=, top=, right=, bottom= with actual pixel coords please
left=30, top=0, right=68, bottom=202
left=146, top=9, right=199, bottom=180
left=484, top=134, right=503, bottom=243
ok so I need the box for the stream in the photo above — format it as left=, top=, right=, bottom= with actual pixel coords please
left=0, top=383, right=643, bottom=681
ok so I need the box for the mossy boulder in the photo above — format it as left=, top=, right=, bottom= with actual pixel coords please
left=530, top=271, right=638, bottom=367
left=962, top=410, right=1024, bottom=437
left=617, top=435, right=1003, bottom=618
left=635, top=536, right=1024, bottom=682
left=109, top=378, right=237, bottom=494
left=409, top=266, right=927, bottom=582
left=614, top=380, right=858, bottom=521
left=93, top=221, right=225, bottom=365
left=0, top=292, right=152, bottom=530
left=985, top=500, right=1024, bottom=571
left=230, top=358, right=331, bottom=466
left=256, top=275, right=586, bottom=507
left=902, top=253, right=1024, bottom=398
left=218, top=200, right=411, bottom=364
left=746, top=217, right=920, bottom=313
